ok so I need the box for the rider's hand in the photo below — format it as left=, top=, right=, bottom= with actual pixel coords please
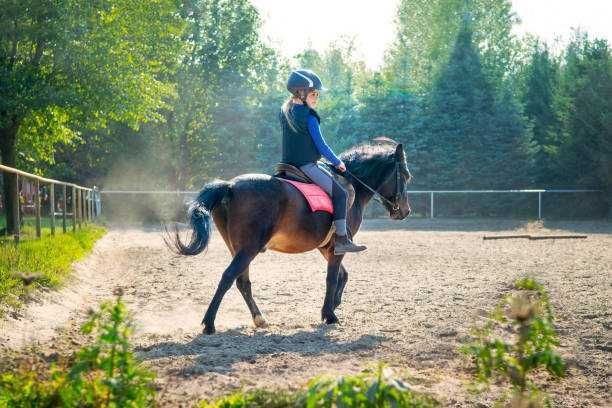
left=337, top=162, right=347, bottom=172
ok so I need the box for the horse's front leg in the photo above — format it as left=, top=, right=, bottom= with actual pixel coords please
left=334, top=265, right=348, bottom=310
left=321, top=254, right=344, bottom=324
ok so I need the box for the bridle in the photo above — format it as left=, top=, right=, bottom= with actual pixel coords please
left=344, top=159, right=403, bottom=213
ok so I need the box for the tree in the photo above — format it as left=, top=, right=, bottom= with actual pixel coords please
left=415, top=19, right=532, bottom=190
left=385, top=0, right=520, bottom=91
left=519, top=41, right=561, bottom=185
left=156, top=0, right=285, bottom=188
left=555, top=32, right=612, bottom=200
left=0, top=0, right=183, bottom=234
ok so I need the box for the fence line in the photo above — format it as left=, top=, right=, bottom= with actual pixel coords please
left=405, top=189, right=602, bottom=219
left=0, top=164, right=100, bottom=242
left=100, top=188, right=603, bottom=220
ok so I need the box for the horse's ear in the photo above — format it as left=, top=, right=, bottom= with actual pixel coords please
left=395, top=143, right=404, bottom=159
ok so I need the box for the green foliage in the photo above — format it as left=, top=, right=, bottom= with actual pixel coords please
left=518, top=40, right=561, bottom=185
left=461, top=278, right=565, bottom=406
left=201, top=365, right=438, bottom=408
left=304, top=365, right=438, bottom=407
left=555, top=32, right=612, bottom=194
left=385, top=0, right=520, bottom=91
left=201, top=389, right=303, bottom=408
left=0, top=225, right=106, bottom=316
left=0, top=293, right=156, bottom=407
left=0, top=0, right=184, bottom=167
left=415, top=20, right=533, bottom=190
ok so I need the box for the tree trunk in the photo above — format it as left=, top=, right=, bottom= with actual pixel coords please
left=0, top=118, right=19, bottom=235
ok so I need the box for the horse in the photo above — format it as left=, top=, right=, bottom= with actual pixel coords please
left=165, top=138, right=412, bottom=334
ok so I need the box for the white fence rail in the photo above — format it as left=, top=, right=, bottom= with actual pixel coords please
left=100, top=188, right=603, bottom=220
left=406, top=189, right=602, bottom=219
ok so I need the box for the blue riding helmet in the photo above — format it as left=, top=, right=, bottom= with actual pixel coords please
left=286, top=69, right=327, bottom=96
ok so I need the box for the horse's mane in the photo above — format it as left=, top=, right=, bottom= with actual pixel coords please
left=339, top=138, right=399, bottom=186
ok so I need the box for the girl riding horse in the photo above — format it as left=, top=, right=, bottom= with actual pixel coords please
left=280, top=69, right=366, bottom=255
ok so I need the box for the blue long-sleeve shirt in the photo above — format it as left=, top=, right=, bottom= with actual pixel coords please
left=307, top=114, right=342, bottom=166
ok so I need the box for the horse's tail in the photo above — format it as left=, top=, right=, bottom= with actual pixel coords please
left=163, top=180, right=231, bottom=256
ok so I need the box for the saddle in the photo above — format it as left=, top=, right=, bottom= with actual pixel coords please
left=273, top=161, right=355, bottom=208
left=272, top=162, right=356, bottom=212
left=273, top=162, right=356, bottom=248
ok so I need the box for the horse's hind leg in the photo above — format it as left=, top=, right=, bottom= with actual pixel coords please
left=236, top=269, right=267, bottom=328
left=202, top=249, right=258, bottom=334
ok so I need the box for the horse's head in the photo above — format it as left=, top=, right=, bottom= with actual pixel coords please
left=377, top=142, right=412, bottom=220
left=340, top=137, right=412, bottom=220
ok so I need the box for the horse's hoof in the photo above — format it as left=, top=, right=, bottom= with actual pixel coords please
left=203, top=325, right=216, bottom=335
left=253, top=315, right=268, bottom=328
left=322, top=313, right=339, bottom=325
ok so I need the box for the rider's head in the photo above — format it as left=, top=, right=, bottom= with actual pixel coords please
left=286, top=69, right=325, bottom=109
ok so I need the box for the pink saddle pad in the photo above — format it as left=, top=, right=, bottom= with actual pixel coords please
left=278, top=178, right=333, bottom=214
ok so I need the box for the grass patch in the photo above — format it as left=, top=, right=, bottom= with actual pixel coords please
left=0, top=214, right=80, bottom=241
left=0, top=225, right=106, bottom=316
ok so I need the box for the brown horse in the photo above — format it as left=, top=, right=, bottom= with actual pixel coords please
left=165, top=139, right=412, bottom=334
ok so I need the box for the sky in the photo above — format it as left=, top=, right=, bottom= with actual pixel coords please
left=251, top=0, right=612, bottom=69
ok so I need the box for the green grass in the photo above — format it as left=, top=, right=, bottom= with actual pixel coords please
left=0, top=225, right=106, bottom=316
left=1, top=214, right=82, bottom=241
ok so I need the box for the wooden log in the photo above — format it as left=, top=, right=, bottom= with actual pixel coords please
left=484, top=234, right=587, bottom=240
left=529, top=235, right=587, bottom=240
left=483, top=235, right=531, bottom=240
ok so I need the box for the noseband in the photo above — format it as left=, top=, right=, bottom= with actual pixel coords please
left=344, top=160, right=402, bottom=212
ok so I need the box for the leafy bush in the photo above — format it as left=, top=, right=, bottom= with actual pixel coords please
left=461, top=278, right=565, bottom=406
left=304, top=365, right=438, bottom=408
left=0, top=291, right=156, bottom=407
left=201, top=389, right=303, bottom=408
left=202, top=365, right=438, bottom=408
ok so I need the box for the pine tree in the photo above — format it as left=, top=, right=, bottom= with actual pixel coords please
left=520, top=42, right=560, bottom=185
left=556, top=33, right=612, bottom=196
left=416, top=18, right=533, bottom=190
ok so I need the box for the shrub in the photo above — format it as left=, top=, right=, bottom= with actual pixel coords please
left=461, top=278, right=565, bottom=406
left=0, top=291, right=156, bottom=407
left=202, top=365, right=438, bottom=408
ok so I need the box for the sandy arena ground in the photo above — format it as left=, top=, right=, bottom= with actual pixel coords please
left=1, top=219, right=610, bottom=407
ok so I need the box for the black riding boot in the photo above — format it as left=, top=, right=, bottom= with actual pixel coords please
left=334, top=233, right=367, bottom=255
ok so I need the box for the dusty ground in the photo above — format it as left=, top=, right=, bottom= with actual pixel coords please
left=1, top=219, right=610, bottom=407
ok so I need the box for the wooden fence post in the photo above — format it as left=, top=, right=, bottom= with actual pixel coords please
left=35, top=179, right=41, bottom=238
left=76, top=188, right=81, bottom=228
left=72, top=186, right=77, bottom=232
left=82, top=189, right=87, bottom=224
left=88, top=190, right=93, bottom=221
left=14, top=174, right=20, bottom=243
left=50, top=183, right=55, bottom=236
left=62, top=184, right=67, bottom=233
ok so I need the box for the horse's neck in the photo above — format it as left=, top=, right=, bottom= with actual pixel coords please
left=348, top=188, right=375, bottom=236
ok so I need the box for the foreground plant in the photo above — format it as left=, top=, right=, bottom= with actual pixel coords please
left=461, top=278, right=565, bottom=406
left=0, top=290, right=155, bottom=407
left=202, top=364, right=438, bottom=408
